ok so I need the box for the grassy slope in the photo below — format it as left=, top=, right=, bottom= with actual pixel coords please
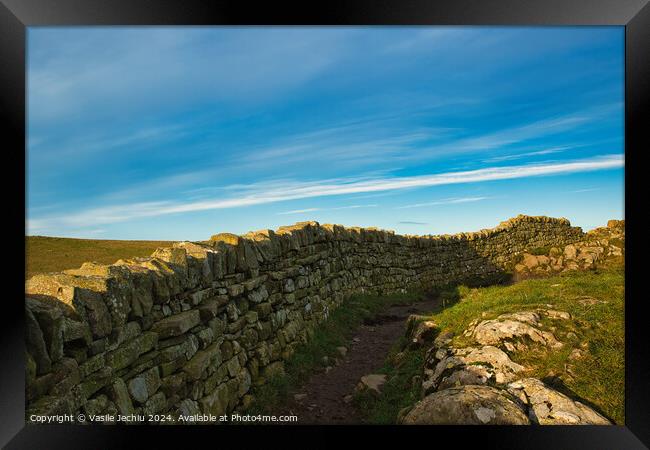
left=356, top=266, right=625, bottom=425
left=25, top=236, right=173, bottom=279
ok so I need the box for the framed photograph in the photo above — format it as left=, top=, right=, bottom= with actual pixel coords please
left=2, top=0, right=648, bottom=447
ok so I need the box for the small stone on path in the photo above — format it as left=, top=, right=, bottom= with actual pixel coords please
left=357, top=374, right=387, bottom=393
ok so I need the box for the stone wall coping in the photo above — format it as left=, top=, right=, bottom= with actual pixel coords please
left=26, top=215, right=588, bottom=286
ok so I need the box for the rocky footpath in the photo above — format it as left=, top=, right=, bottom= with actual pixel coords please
left=399, top=306, right=612, bottom=425
left=281, top=296, right=441, bottom=424
left=23, top=215, right=590, bottom=423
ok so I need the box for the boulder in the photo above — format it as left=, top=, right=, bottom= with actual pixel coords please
left=564, top=245, right=577, bottom=260
left=402, top=385, right=530, bottom=425
left=522, top=254, right=540, bottom=269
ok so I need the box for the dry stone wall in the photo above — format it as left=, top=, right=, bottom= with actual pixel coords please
left=24, top=215, right=584, bottom=422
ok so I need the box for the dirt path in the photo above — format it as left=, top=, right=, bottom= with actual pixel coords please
left=276, top=296, right=441, bottom=424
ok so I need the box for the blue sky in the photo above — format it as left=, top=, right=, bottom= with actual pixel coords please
left=26, top=27, right=624, bottom=240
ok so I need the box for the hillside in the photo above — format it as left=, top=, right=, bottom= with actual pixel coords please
left=25, top=236, right=173, bottom=279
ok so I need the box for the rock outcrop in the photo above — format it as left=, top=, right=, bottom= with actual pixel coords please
left=422, top=345, right=525, bottom=394
left=403, top=304, right=613, bottom=425
left=512, top=220, right=624, bottom=279
left=470, top=311, right=563, bottom=352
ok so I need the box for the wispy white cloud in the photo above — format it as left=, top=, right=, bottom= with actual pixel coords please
left=277, top=208, right=321, bottom=215
left=398, top=221, right=429, bottom=225
left=189, top=103, right=612, bottom=182
left=239, top=120, right=454, bottom=172
left=276, top=204, right=378, bottom=215
left=432, top=115, right=589, bottom=156
left=483, top=146, right=572, bottom=163
left=29, top=63, right=618, bottom=209
left=396, top=197, right=489, bottom=209
left=33, top=123, right=191, bottom=161
left=330, top=204, right=378, bottom=210
left=572, top=188, right=600, bottom=193
left=237, top=103, right=619, bottom=174
left=29, top=154, right=623, bottom=233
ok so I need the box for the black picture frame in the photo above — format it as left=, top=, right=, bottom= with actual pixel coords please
left=2, top=0, right=647, bottom=448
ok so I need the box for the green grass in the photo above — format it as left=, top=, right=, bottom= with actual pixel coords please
left=26, top=236, right=173, bottom=280
left=353, top=344, right=426, bottom=424
left=356, top=266, right=625, bottom=425
left=246, top=290, right=424, bottom=415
